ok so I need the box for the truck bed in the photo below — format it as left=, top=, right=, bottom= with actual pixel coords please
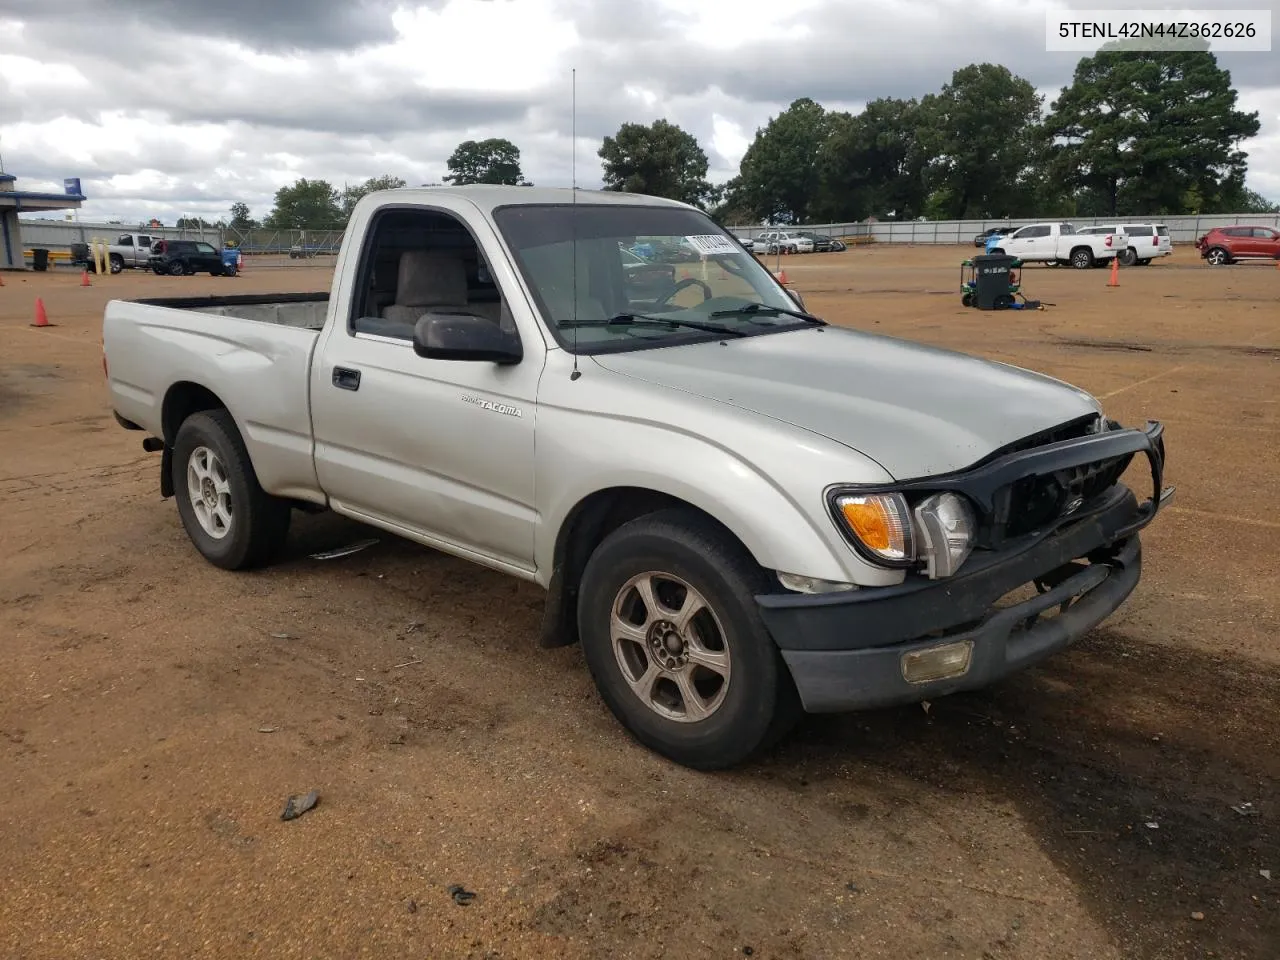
left=103, top=291, right=331, bottom=505
left=130, top=291, right=330, bottom=329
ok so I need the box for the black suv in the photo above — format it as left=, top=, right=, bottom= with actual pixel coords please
left=149, top=240, right=231, bottom=276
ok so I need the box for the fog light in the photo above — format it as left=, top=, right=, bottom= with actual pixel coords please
left=901, top=640, right=974, bottom=684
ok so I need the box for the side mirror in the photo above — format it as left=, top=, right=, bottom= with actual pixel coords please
left=787, top=289, right=806, bottom=311
left=413, top=313, right=523, bottom=364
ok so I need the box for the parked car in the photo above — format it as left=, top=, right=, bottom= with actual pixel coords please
left=1195, top=225, right=1280, bottom=266
left=973, top=227, right=1011, bottom=248
left=148, top=239, right=236, bottom=276
left=989, top=222, right=1127, bottom=269
left=1077, top=223, right=1171, bottom=265
left=87, top=233, right=164, bottom=274
left=102, top=185, right=1173, bottom=770
left=756, top=231, right=815, bottom=254
left=793, top=231, right=841, bottom=253
left=735, top=236, right=756, bottom=252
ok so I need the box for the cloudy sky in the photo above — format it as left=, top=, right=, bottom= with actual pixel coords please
left=1, top=0, right=1277, bottom=225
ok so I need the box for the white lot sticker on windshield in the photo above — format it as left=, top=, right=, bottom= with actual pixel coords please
left=685, top=234, right=745, bottom=257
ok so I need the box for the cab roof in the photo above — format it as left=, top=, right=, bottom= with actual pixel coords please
left=362, top=184, right=696, bottom=215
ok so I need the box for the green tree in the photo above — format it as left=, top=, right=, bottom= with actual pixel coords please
left=814, top=98, right=926, bottom=221
left=443, top=138, right=528, bottom=185
left=340, top=174, right=407, bottom=219
left=228, top=201, right=256, bottom=230
left=731, top=98, right=834, bottom=223
left=597, top=119, right=715, bottom=208
left=917, top=64, right=1047, bottom=219
left=264, top=178, right=343, bottom=229
left=1044, top=40, right=1261, bottom=216
left=1223, top=186, right=1280, bottom=214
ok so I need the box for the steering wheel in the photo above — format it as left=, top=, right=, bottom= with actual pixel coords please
left=655, top=276, right=713, bottom=307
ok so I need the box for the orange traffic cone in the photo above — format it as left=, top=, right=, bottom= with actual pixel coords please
left=32, top=297, right=52, bottom=327
left=1107, top=256, right=1120, bottom=287
left=778, top=268, right=790, bottom=285
left=0, top=272, right=5, bottom=287
left=81, top=269, right=91, bottom=286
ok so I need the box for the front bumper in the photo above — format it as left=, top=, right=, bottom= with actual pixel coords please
left=759, top=420, right=1173, bottom=713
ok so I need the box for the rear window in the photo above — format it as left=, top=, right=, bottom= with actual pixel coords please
left=1156, top=225, right=1169, bottom=236
left=168, top=241, right=197, bottom=252
left=1121, top=225, right=1155, bottom=236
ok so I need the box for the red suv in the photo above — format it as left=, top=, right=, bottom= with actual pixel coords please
left=1196, top=225, right=1280, bottom=266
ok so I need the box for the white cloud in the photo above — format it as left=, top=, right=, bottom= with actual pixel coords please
left=1, top=0, right=1276, bottom=225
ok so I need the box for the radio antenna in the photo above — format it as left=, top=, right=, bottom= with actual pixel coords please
left=570, top=67, right=581, bottom=381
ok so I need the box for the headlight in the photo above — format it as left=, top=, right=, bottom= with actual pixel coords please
left=913, top=492, right=976, bottom=579
left=832, top=492, right=915, bottom=565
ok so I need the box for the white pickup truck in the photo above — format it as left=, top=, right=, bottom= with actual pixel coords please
left=989, top=221, right=1127, bottom=269
left=103, top=186, right=1173, bottom=769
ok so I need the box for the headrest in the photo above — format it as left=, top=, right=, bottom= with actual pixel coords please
left=395, top=250, right=467, bottom=306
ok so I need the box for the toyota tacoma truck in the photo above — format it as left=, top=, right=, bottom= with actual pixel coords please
left=102, top=186, right=1173, bottom=770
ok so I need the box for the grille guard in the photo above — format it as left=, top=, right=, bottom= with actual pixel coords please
left=828, top=420, right=1173, bottom=549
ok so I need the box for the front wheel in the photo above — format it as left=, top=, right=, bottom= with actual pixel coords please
left=172, top=409, right=292, bottom=570
left=1206, top=247, right=1230, bottom=266
left=1119, top=248, right=1137, bottom=266
left=577, top=508, right=799, bottom=770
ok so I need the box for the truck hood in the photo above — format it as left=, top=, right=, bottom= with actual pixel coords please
left=590, top=325, right=1100, bottom=480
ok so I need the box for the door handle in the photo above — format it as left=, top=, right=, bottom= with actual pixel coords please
left=332, top=366, right=361, bottom=391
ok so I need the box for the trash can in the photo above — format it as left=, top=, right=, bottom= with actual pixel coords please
left=221, top=248, right=239, bottom=276
left=32, top=248, right=50, bottom=272
left=973, top=253, right=1018, bottom=310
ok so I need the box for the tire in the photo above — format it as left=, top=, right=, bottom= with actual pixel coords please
left=576, top=508, right=800, bottom=770
left=172, top=409, right=292, bottom=571
left=961, top=292, right=973, bottom=307
left=1070, top=247, right=1094, bottom=269
left=109, top=254, right=124, bottom=275
left=1120, top=248, right=1137, bottom=266
left=1206, top=247, right=1230, bottom=266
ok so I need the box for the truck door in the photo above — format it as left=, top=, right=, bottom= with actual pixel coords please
left=1003, top=225, right=1047, bottom=260
left=309, top=203, right=540, bottom=573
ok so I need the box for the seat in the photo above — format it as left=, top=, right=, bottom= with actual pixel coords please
left=362, top=250, right=470, bottom=339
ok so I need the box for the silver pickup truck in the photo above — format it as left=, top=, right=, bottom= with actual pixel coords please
left=103, top=186, right=1173, bottom=769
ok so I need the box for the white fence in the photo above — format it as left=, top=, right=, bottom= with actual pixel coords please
left=729, top=213, right=1280, bottom=245
left=18, top=211, right=1280, bottom=259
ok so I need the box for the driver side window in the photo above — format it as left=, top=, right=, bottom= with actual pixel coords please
left=349, top=207, right=514, bottom=342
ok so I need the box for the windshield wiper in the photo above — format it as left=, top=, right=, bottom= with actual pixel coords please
left=573, top=313, right=747, bottom=338
left=708, top=303, right=827, bottom=325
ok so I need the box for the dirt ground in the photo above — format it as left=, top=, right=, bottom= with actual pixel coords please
left=1, top=245, right=1276, bottom=960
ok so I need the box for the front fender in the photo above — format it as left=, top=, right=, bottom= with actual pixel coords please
left=533, top=401, right=904, bottom=589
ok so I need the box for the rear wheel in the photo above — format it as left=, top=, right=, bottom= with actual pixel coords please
left=1070, top=247, right=1094, bottom=269
left=577, top=508, right=799, bottom=770
left=172, top=409, right=292, bottom=570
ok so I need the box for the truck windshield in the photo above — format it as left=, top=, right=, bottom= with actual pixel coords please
left=491, top=202, right=810, bottom=352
